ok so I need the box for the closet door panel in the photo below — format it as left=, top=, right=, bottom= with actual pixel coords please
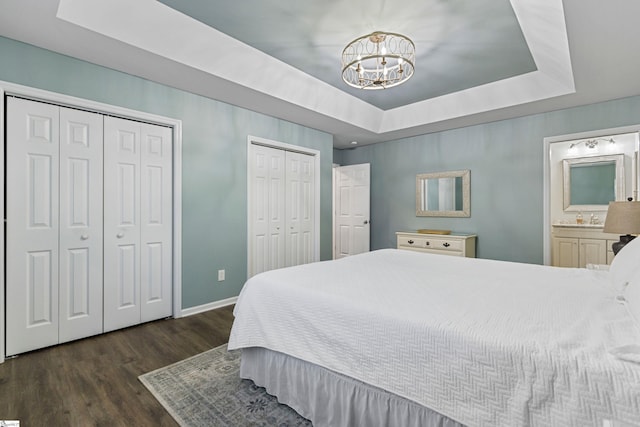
left=285, top=152, right=301, bottom=267
left=103, top=116, right=141, bottom=332
left=299, top=154, right=315, bottom=265
left=140, top=123, right=173, bottom=322
left=58, top=107, right=104, bottom=343
left=285, top=151, right=315, bottom=267
left=6, top=97, right=60, bottom=356
left=249, top=144, right=285, bottom=276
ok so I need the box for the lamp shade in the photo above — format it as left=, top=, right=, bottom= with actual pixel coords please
left=603, top=200, right=640, bottom=234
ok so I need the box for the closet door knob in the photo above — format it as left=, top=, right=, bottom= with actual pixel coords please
left=80, top=234, right=89, bottom=240
left=116, top=233, right=124, bottom=238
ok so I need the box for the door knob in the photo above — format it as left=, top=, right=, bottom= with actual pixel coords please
left=116, top=233, right=124, bottom=238
left=80, top=234, right=89, bottom=240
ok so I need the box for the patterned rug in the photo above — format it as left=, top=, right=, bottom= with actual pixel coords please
left=139, top=344, right=312, bottom=426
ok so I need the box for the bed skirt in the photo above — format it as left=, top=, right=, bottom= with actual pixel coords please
left=239, top=347, right=465, bottom=427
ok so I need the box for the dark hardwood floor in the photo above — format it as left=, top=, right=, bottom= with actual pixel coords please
left=0, top=305, right=235, bottom=427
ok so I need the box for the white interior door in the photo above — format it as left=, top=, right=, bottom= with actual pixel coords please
left=285, top=151, right=315, bottom=267
left=249, top=144, right=286, bottom=277
left=140, top=123, right=173, bottom=322
left=334, top=163, right=371, bottom=259
left=103, top=116, right=142, bottom=332
left=6, top=97, right=61, bottom=356
left=58, top=106, right=104, bottom=343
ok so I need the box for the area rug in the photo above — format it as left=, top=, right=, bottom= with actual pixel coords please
left=139, top=344, right=312, bottom=426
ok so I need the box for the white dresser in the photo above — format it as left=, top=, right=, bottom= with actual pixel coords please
left=396, top=231, right=476, bottom=258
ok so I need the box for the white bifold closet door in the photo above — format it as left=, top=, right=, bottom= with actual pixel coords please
left=5, top=98, right=173, bottom=356
left=103, top=116, right=173, bottom=333
left=6, top=97, right=104, bottom=355
left=249, top=144, right=315, bottom=277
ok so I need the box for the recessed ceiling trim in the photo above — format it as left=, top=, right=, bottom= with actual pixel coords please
left=379, top=0, right=575, bottom=134
left=56, top=0, right=573, bottom=139
left=56, top=0, right=385, bottom=133
left=510, top=0, right=574, bottom=87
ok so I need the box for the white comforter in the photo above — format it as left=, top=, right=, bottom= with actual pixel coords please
left=228, top=249, right=640, bottom=426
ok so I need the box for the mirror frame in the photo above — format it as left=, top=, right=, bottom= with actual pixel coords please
left=562, top=154, right=625, bottom=212
left=416, top=169, right=470, bottom=217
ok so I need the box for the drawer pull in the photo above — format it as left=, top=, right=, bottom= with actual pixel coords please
left=425, top=241, right=430, bottom=246
left=408, top=240, right=414, bottom=244
left=443, top=242, right=450, bottom=247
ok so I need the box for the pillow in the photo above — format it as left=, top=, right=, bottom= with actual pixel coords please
left=610, top=344, right=640, bottom=364
left=609, top=236, right=640, bottom=294
left=609, top=268, right=640, bottom=363
left=622, top=262, right=640, bottom=327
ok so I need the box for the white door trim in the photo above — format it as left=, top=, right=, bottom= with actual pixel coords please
left=543, top=124, right=640, bottom=266
left=0, top=80, right=184, bottom=363
left=246, top=135, right=321, bottom=278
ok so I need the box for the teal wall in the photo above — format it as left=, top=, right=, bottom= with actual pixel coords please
left=339, top=96, right=640, bottom=264
left=0, top=36, right=334, bottom=309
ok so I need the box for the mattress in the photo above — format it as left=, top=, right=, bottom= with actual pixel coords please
left=228, top=249, right=640, bottom=426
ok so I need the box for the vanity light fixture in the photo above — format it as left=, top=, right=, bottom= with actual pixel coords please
left=603, top=197, right=640, bottom=254
left=342, top=31, right=415, bottom=90
left=568, top=137, right=616, bottom=150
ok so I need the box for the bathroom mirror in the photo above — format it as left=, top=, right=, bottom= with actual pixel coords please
left=416, top=170, right=470, bottom=217
left=562, top=154, right=625, bottom=211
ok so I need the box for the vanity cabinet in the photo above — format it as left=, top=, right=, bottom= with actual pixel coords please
left=551, top=225, right=618, bottom=268
left=396, top=232, right=476, bottom=258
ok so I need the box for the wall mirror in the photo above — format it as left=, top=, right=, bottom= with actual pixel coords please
left=562, top=154, right=625, bottom=211
left=416, top=170, right=470, bottom=217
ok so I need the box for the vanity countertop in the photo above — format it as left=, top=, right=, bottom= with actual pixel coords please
left=552, top=223, right=604, bottom=229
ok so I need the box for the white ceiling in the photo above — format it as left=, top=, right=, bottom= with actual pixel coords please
left=1, top=0, right=640, bottom=149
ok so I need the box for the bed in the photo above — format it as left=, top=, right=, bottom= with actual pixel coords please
left=228, top=242, right=640, bottom=426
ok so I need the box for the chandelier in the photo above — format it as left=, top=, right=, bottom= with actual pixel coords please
left=341, top=31, right=415, bottom=90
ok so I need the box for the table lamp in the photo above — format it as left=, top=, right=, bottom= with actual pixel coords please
left=603, top=198, right=640, bottom=254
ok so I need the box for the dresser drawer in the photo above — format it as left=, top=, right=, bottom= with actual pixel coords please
left=396, top=231, right=476, bottom=258
left=397, top=236, right=462, bottom=252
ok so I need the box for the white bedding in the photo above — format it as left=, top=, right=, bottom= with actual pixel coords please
left=228, top=249, right=640, bottom=426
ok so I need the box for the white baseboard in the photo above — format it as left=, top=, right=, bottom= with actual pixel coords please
left=179, top=296, right=238, bottom=318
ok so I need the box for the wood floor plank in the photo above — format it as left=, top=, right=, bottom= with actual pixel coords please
left=0, top=305, right=235, bottom=426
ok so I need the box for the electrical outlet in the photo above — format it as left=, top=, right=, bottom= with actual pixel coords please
left=217, top=269, right=225, bottom=281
